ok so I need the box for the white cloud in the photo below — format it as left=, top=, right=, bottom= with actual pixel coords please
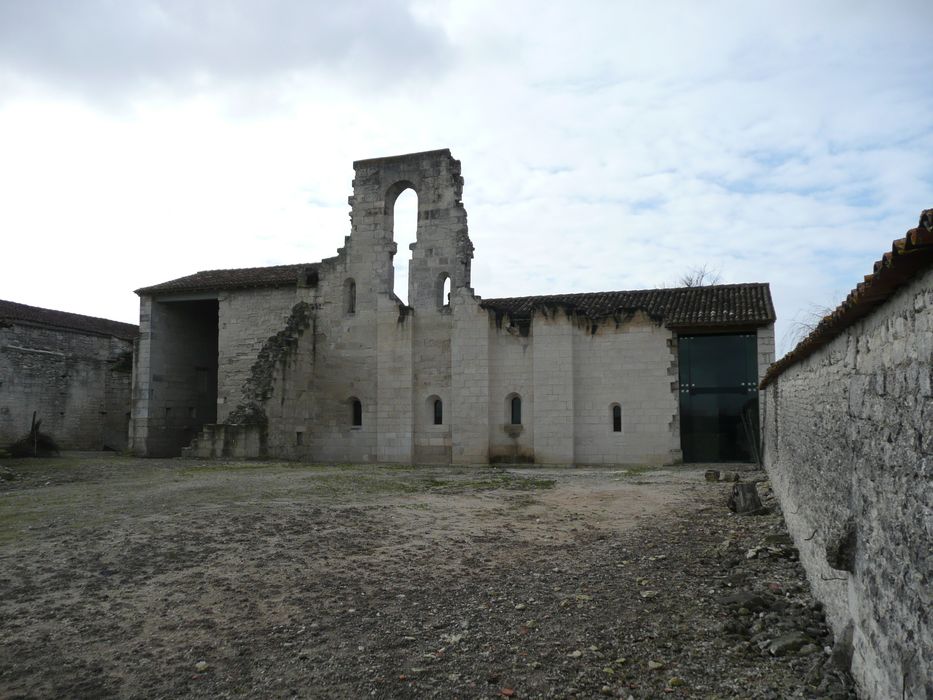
left=0, top=0, right=930, bottom=358
left=0, top=0, right=451, bottom=100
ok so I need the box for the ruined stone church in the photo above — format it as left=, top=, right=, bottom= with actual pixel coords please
left=131, top=149, right=775, bottom=464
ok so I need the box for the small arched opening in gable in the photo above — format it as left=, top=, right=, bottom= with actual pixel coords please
left=435, top=272, right=451, bottom=310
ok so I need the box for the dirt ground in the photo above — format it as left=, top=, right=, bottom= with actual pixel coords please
left=0, top=456, right=854, bottom=699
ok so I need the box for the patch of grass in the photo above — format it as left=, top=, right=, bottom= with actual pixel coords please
left=179, top=460, right=310, bottom=475
left=420, top=473, right=556, bottom=493
left=612, top=465, right=659, bottom=479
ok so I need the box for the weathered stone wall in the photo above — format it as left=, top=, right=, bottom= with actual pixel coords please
left=449, top=289, right=490, bottom=464
left=573, top=313, right=679, bottom=465
left=216, top=287, right=298, bottom=422
left=761, top=267, right=932, bottom=699
left=756, top=323, right=776, bottom=383
left=487, top=312, right=535, bottom=462
left=412, top=309, right=453, bottom=464
left=0, top=322, right=133, bottom=450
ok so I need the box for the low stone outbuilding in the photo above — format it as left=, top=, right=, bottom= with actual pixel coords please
left=131, top=149, right=775, bottom=464
left=0, top=300, right=138, bottom=451
left=760, top=209, right=932, bottom=699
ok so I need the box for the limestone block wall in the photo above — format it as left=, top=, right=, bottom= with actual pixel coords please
left=1, top=323, right=133, bottom=450
left=487, top=314, right=535, bottom=462
left=481, top=309, right=680, bottom=466
left=531, top=314, right=575, bottom=464
left=412, top=309, right=453, bottom=464
left=216, top=287, right=298, bottom=422
left=450, top=291, right=491, bottom=464
left=375, top=296, right=414, bottom=463
left=300, top=284, right=378, bottom=464
left=756, top=323, right=775, bottom=381
left=761, top=268, right=932, bottom=700
left=129, top=297, right=153, bottom=454
left=573, top=313, right=678, bottom=465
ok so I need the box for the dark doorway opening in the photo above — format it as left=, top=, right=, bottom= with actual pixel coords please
left=149, top=298, right=219, bottom=456
left=678, top=333, right=759, bottom=462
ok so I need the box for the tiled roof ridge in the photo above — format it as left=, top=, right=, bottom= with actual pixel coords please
left=193, top=262, right=310, bottom=275
left=482, top=281, right=770, bottom=303
left=480, top=282, right=775, bottom=328
left=0, top=299, right=138, bottom=340
left=760, top=208, right=933, bottom=389
left=136, top=262, right=319, bottom=295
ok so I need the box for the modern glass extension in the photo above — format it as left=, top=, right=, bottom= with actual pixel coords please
left=678, top=333, right=760, bottom=463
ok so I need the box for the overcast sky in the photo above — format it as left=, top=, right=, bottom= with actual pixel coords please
left=0, top=0, right=930, bottom=355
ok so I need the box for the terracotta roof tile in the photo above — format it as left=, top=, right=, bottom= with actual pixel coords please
left=136, top=263, right=318, bottom=295
left=0, top=299, right=138, bottom=340
left=480, top=283, right=775, bottom=329
left=760, top=208, right=933, bottom=389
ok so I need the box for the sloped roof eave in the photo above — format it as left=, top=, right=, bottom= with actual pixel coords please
left=759, top=208, right=933, bottom=389
left=0, top=299, right=138, bottom=340
left=135, top=262, right=320, bottom=296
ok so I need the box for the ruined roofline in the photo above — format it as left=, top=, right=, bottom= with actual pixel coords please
left=480, top=282, right=775, bottom=328
left=760, top=208, right=933, bottom=389
left=0, top=298, right=138, bottom=340
left=135, top=262, right=320, bottom=296
left=353, top=148, right=453, bottom=168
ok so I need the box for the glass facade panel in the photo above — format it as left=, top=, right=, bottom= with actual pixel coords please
left=678, top=333, right=759, bottom=462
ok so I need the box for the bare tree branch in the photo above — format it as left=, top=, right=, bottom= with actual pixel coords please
left=677, top=264, right=722, bottom=287
left=781, top=303, right=835, bottom=351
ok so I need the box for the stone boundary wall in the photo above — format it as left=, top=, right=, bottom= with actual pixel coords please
left=761, top=267, right=932, bottom=699
left=1, top=323, right=133, bottom=450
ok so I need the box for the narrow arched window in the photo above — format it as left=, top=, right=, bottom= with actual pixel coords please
left=433, top=399, right=443, bottom=425
left=436, top=273, right=451, bottom=309
left=510, top=396, right=522, bottom=425
left=436, top=272, right=450, bottom=309
left=345, top=279, right=356, bottom=314
left=612, top=404, right=622, bottom=433
left=351, top=398, right=362, bottom=427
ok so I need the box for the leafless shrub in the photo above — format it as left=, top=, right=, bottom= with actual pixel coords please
left=9, top=418, right=60, bottom=458
left=781, top=303, right=835, bottom=353
left=677, top=264, right=722, bottom=287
